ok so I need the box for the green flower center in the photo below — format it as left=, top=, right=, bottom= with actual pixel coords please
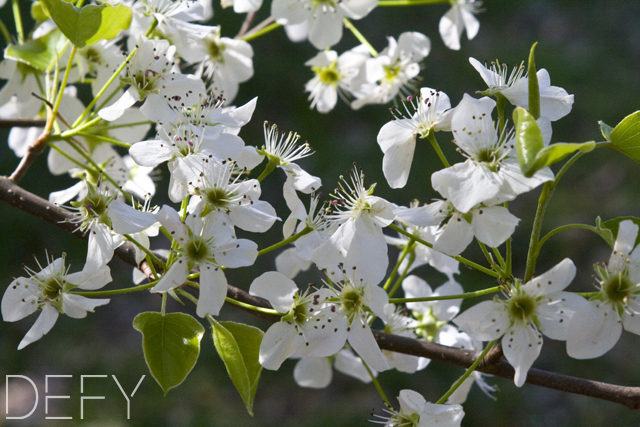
left=509, top=295, right=537, bottom=321
left=475, top=148, right=501, bottom=172
left=206, top=38, right=225, bottom=62
left=340, top=284, right=364, bottom=318
left=603, top=274, right=632, bottom=304
left=384, top=64, right=401, bottom=81
left=185, top=237, right=210, bottom=263
left=203, top=187, right=232, bottom=209
left=319, top=68, right=340, bottom=85
left=40, top=276, right=64, bottom=300
left=414, top=310, right=447, bottom=342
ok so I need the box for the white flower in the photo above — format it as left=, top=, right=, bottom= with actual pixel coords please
left=394, top=189, right=520, bottom=257
left=188, top=161, right=278, bottom=233
left=351, top=32, right=431, bottom=110
left=293, top=348, right=375, bottom=389
left=304, top=46, right=370, bottom=113
left=0, top=59, right=42, bottom=120
left=152, top=205, right=258, bottom=317
left=432, top=94, right=553, bottom=213
left=372, top=389, right=464, bottom=427
left=377, top=88, right=453, bottom=188
left=311, top=167, right=395, bottom=285
left=381, top=304, right=430, bottom=373
left=250, top=272, right=347, bottom=370
left=454, top=258, right=586, bottom=387
left=469, top=57, right=574, bottom=122
left=567, top=220, right=640, bottom=359
left=439, top=0, right=482, bottom=51
left=2, top=254, right=111, bottom=349
left=272, top=0, right=378, bottom=49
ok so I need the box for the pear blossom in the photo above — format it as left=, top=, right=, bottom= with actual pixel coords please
left=187, top=161, right=278, bottom=233
left=372, top=389, right=464, bottom=427
left=439, top=0, right=482, bottom=51
left=311, top=167, right=395, bottom=285
left=351, top=32, right=431, bottom=110
left=454, top=258, right=586, bottom=386
left=151, top=205, right=258, bottom=317
left=2, top=254, right=111, bottom=349
left=293, top=348, right=376, bottom=389
left=377, top=88, right=453, bottom=188
left=567, top=220, right=640, bottom=359
left=272, top=0, right=378, bottom=50
left=432, top=94, right=553, bottom=213
left=249, top=272, right=348, bottom=370
left=0, top=59, right=42, bottom=120
left=304, top=46, right=370, bottom=113
left=394, top=187, right=519, bottom=256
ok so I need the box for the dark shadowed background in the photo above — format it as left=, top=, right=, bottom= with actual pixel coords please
left=2, top=0, right=640, bottom=425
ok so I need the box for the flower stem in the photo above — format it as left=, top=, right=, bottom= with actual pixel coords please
left=70, top=281, right=157, bottom=297
left=258, top=226, right=313, bottom=257
left=241, top=21, right=281, bottom=42
left=491, top=247, right=507, bottom=271
left=389, top=286, right=501, bottom=304
left=388, top=253, right=414, bottom=298
left=11, top=0, right=24, bottom=44
left=388, top=224, right=499, bottom=278
left=535, top=223, right=605, bottom=258
left=176, top=289, right=199, bottom=306
left=161, top=293, right=167, bottom=315
left=362, top=360, right=391, bottom=407
left=523, top=182, right=554, bottom=282
left=435, top=339, right=497, bottom=404
left=50, top=46, right=78, bottom=132
left=225, top=297, right=283, bottom=316
left=426, top=130, right=450, bottom=168
left=0, top=18, right=12, bottom=44
left=496, top=93, right=507, bottom=135
left=124, top=234, right=166, bottom=270
left=256, top=157, right=277, bottom=182
left=74, top=132, right=131, bottom=148
left=343, top=18, right=378, bottom=57
left=383, top=240, right=414, bottom=292
left=378, top=0, right=448, bottom=5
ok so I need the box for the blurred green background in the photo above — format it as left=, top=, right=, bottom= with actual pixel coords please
left=2, top=0, right=640, bottom=425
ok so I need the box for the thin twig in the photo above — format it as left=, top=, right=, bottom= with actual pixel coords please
left=236, top=12, right=256, bottom=39
left=1, top=176, right=639, bottom=410
left=0, top=119, right=47, bottom=128
left=239, top=16, right=275, bottom=40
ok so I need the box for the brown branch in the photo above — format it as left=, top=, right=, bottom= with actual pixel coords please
left=238, top=16, right=275, bottom=40
left=235, top=12, right=256, bottom=39
left=1, top=175, right=639, bottom=410
left=0, top=119, right=47, bottom=128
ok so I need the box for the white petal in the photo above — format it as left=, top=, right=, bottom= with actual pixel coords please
left=152, top=259, right=189, bottom=292
left=453, top=300, right=510, bottom=342
left=84, top=223, right=115, bottom=274
left=62, top=294, right=109, bottom=319
left=249, top=271, right=298, bottom=313
left=275, top=247, right=312, bottom=279
left=460, top=7, right=480, bottom=40
left=502, top=323, right=543, bottom=387
left=566, top=302, right=622, bottom=359
left=471, top=205, right=520, bottom=248
left=108, top=200, right=157, bottom=234
left=129, top=140, right=174, bottom=167
left=380, top=128, right=416, bottom=189
left=536, top=292, right=587, bottom=340
left=334, top=349, right=374, bottom=383
left=339, top=0, right=377, bottom=19
left=155, top=205, right=188, bottom=243
left=445, top=376, right=475, bottom=405
left=259, top=322, right=297, bottom=370
left=398, top=389, right=426, bottom=415
left=347, top=316, right=389, bottom=372
left=402, top=275, right=434, bottom=313
left=229, top=201, right=278, bottom=233
left=394, top=202, right=449, bottom=227
left=197, top=264, right=228, bottom=317
left=432, top=279, right=465, bottom=321
left=434, top=215, right=474, bottom=256
left=293, top=357, right=332, bottom=388
left=432, top=161, right=500, bottom=214
left=18, top=305, right=59, bottom=350
left=98, top=88, right=139, bottom=121
left=2, top=278, right=38, bottom=322
left=521, top=258, right=576, bottom=297
left=439, top=7, right=462, bottom=50
left=214, top=239, right=258, bottom=268
left=421, top=401, right=465, bottom=425
left=308, top=9, right=343, bottom=49
left=609, top=220, right=638, bottom=273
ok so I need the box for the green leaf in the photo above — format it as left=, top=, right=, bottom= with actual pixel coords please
left=31, top=1, right=49, bottom=22
left=4, top=30, right=67, bottom=71
left=527, top=42, right=540, bottom=119
left=514, top=106, right=544, bottom=175
left=598, top=120, right=614, bottom=141
left=602, top=216, right=640, bottom=247
left=133, top=312, right=205, bottom=395
left=594, top=217, right=615, bottom=248
left=41, top=0, right=132, bottom=48
left=609, top=111, right=640, bottom=164
left=527, top=141, right=596, bottom=175
left=210, top=318, right=264, bottom=416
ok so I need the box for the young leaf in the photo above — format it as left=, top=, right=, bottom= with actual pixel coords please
left=513, top=106, right=544, bottom=175
left=210, top=318, right=264, bottom=416
left=594, top=217, right=615, bottom=248
left=609, top=111, right=640, bottom=164
left=4, top=30, right=66, bottom=71
left=133, top=312, right=205, bottom=395
left=598, top=120, right=614, bottom=141
left=527, top=141, right=595, bottom=176
left=527, top=42, right=540, bottom=119
left=41, top=0, right=132, bottom=48
left=602, top=216, right=640, bottom=247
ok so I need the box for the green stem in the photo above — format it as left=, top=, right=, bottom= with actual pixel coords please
left=477, top=241, right=496, bottom=270
left=491, top=247, right=507, bottom=271
left=0, top=18, right=12, bottom=44
left=70, top=281, right=157, bottom=297
left=388, top=224, right=499, bottom=278
left=343, top=18, right=378, bottom=57
left=506, top=237, right=513, bottom=276
left=176, top=289, right=199, bottom=306
left=495, top=93, right=507, bottom=135
left=389, top=286, right=501, bottom=304
left=225, top=297, right=283, bottom=316
left=75, top=132, right=131, bottom=148
left=145, top=254, right=159, bottom=281
left=383, top=240, right=414, bottom=292
left=161, top=293, right=167, bottom=315
left=388, top=253, right=415, bottom=298
left=523, top=182, right=554, bottom=282
left=11, top=0, right=23, bottom=44
left=426, top=130, right=450, bottom=168
left=241, top=22, right=281, bottom=42
left=258, top=226, right=313, bottom=257
left=576, top=292, right=598, bottom=298
left=49, top=143, right=93, bottom=171
left=72, top=19, right=158, bottom=128
left=51, top=46, right=78, bottom=129
left=123, top=234, right=166, bottom=269
left=60, top=117, right=103, bottom=138
left=378, top=0, right=448, bottom=5
left=362, top=360, right=391, bottom=407
left=256, top=157, right=277, bottom=182
left=435, top=339, right=497, bottom=404
left=92, top=120, right=153, bottom=131
left=535, top=224, right=603, bottom=258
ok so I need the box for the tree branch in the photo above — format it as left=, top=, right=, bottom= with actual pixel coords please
left=0, top=118, right=47, bottom=128
left=1, top=175, right=639, bottom=410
